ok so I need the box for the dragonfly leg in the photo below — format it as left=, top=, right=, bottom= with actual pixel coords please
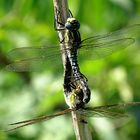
left=71, top=72, right=90, bottom=104
left=54, top=7, right=67, bottom=43
left=82, top=74, right=88, bottom=82
left=75, top=77, right=91, bottom=104
left=54, top=7, right=73, bottom=30
left=68, top=9, right=73, bottom=18
left=64, top=77, right=90, bottom=108
left=83, top=86, right=91, bottom=103
left=54, top=6, right=65, bottom=31
left=69, top=82, right=76, bottom=89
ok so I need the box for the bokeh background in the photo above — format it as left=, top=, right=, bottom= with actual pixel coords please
left=0, top=0, right=140, bottom=140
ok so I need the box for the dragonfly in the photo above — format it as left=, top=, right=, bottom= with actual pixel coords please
left=3, top=10, right=140, bottom=109
left=6, top=102, right=140, bottom=131
left=4, top=12, right=140, bottom=108
left=3, top=9, right=140, bottom=133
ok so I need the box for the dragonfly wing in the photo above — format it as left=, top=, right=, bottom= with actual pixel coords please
left=7, top=108, right=72, bottom=131
left=5, top=46, right=62, bottom=72
left=79, top=38, right=134, bottom=60
left=81, top=24, right=140, bottom=45
left=79, top=102, right=140, bottom=118
left=79, top=24, right=140, bottom=60
left=78, top=108, right=128, bottom=119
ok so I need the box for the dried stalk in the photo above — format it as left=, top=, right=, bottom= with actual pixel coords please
left=53, top=0, right=92, bottom=139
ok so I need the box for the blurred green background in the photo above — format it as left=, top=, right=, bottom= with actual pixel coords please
left=0, top=0, right=140, bottom=140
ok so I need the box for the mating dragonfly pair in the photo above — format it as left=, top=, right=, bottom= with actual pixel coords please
left=4, top=9, right=140, bottom=130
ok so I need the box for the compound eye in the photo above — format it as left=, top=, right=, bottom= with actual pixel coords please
left=74, top=21, right=80, bottom=30
left=65, top=18, right=80, bottom=31
left=65, top=22, right=73, bottom=30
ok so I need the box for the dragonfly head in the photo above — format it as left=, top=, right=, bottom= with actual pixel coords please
left=65, top=18, right=80, bottom=31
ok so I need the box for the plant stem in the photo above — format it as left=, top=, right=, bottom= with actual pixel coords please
left=53, top=0, right=92, bottom=139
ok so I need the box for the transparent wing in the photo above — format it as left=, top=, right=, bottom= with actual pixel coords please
left=79, top=38, right=134, bottom=60
left=6, top=108, right=73, bottom=131
left=5, top=46, right=63, bottom=72
left=5, top=24, right=140, bottom=71
left=79, top=24, right=140, bottom=60
left=6, top=102, right=140, bottom=131
left=79, top=102, right=140, bottom=118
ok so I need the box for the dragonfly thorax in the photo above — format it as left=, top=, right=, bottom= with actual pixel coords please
left=65, top=18, right=80, bottom=31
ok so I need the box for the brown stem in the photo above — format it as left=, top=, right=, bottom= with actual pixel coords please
left=52, top=0, right=92, bottom=139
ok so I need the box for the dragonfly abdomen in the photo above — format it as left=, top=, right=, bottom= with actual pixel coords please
left=70, top=50, right=91, bottom=104
left=64, top=17, right=91, bottom=107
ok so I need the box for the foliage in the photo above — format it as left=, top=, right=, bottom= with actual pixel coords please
left=0, top=0, right=140, bottom=140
